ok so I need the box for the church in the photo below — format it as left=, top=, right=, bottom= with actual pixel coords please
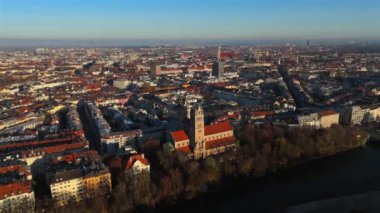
left=170, top=106, right=236, bottom=159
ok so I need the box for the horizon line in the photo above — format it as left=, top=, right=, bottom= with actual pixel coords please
left=1, top=38, right=380, bottom=48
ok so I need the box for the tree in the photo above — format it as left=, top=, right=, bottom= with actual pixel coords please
left=158, top=168, right=184, bottom=202
left=239, top=156, right=254, bottom=176
left=130, top=171, right=154, bottom=206
left=184, top=161, right=207, bottom=199
left=253, top=152, right=269, bottom=177
left=204, top=157, right=221, bottom=184
left=111, top=180, right=134, bottom=212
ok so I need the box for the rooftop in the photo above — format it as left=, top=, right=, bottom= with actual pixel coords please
left=125, top=154, right=149, bottom=170
left=205, top=121, right=233, bottom=136
left=0, top=181, right=32, bottom=200
left=318, top=110, right=339, bottom=117
left=171, top=130, right=189, bottom=142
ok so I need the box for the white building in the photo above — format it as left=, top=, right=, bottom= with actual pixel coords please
left=0, top=186, right=35, bottom=212
left=101, top=130, right=143, bottom=155
left=113, top=79, right=132, bottom=89
left=125, top=154, right=150, bottom=176
left=297, top=113, right=321, bottom=128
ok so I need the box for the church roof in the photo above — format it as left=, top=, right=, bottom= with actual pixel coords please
left=205, top=121, right=233, bottom=136
left=171, top=130, right=189, bottom=142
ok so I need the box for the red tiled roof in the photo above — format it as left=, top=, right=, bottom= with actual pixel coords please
left=205, top=121, right=233, bottom=136
left=318, top=110, right=339, bottom=117
left=215, top=112, right=241, bottom=123
left=161, top=67, right=182, bottom=72
left=125, top=154, right=149, bottom=170
left=21, top=141, right=88, bottom=157
left=0, top=165, right=30, bottom=176
left=177, top=146, right=191, bottom=153
left=0, top=181, right=32, bottom=200
left=0, top=136, right=82, bottom=153
left=85, top=83, right=101, bottom=90
left=206, top=136, right=236, bottom=150
left=220, top=51, right=239, bottom=60
left=171, top=130, right=189, bottom=142
left=228, top=112, right=240, bottom=119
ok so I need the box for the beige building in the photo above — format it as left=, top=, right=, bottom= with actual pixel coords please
left=49, top=167, right=111, bottom=206
left=341, top=105, right=380, bottom=125
left=369, top=106, right=380, bottom=122
left=352, top=106, right=370, bottom=125
left=318, top=110, right=340, bottom=128
left=0, top=164, right=35, bottom=212
left=0, top=183, right=35, bottom=213
left=113, top=79, right=132, bottom=89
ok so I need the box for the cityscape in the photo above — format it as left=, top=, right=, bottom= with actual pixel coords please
left=1, top=0, right=380, bottom=213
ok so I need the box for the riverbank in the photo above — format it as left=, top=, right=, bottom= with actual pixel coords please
left=154, top=127, right=370, bottom=213
left=157, top=142, right=380, bottom=213
left=49, top=124, right=370, bottom=212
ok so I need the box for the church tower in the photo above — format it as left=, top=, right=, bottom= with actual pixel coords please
left=190, top=105, right=205, bottom=159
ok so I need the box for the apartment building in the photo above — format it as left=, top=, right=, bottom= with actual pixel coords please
left=46, top=151, right=111, bottom=206
left=0, top=163, right=35, bottom=212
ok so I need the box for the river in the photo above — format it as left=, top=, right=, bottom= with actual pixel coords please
left=156, top=140, right=380, bottom=213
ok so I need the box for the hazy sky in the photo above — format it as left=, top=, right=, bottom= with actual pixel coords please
left=0, top=0, right=379, bottom=41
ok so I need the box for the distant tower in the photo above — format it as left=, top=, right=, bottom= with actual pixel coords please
left=254, top=49, right=262, bottom=62
left=306, top=40, right=310, bottom=47
left=190, top=105, right=205, bottom=159
left=150, top=61, right=161, bottom=77
left=212, top=46, right=224, bottom=78
left=217, top=45, right=221, bottom=61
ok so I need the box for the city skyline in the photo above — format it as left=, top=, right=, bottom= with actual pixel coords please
left=1, top=1, right=380, bottom=212
left=0, top=0, right=379, bottom=43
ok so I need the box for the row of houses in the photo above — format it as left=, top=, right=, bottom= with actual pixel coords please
left=298, top=105, right=380, bottom=128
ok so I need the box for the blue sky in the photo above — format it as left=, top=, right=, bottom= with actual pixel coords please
left=0, top=0, right=379, bottom=41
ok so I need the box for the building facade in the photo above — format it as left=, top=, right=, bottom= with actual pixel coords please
left=101, top=130, right=143, bottom=155
left=212, top=62, right=224, bottom=78
left=297, top=113, right=320, bottom=128
left=0, top=164, right=35, bottom=212
left=0, top=184, right=35, bottom=213
left=212, top=46, right=224, bottom=78
left=46, top=151, right=112, bottom=207
left=49, top=169, right=111, bottom=206
left=125, top=154, right=150, bottom=176
left=113, top=79, right=132, bottom=89
left=318, top=110, right=340, bottom=128
left=150, top=62, right=161, bottom=77
left=341, top=106, right=371, bottom=125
